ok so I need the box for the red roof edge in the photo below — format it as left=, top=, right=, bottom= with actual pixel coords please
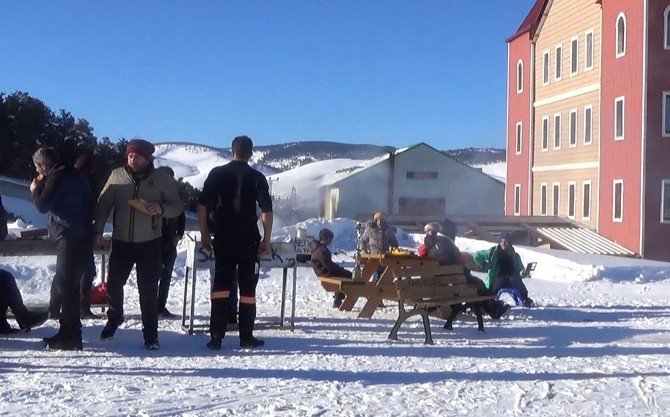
left=505, top=0, right=549, bottom=43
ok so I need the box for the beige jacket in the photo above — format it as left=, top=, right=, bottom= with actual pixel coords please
left=94, top=165, right=183, bottom=243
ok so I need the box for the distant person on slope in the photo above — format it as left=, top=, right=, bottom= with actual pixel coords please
left=311, top=228, right=352, bottom=308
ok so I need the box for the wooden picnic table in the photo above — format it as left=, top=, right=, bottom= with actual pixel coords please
left=338, top=253, right=441, bottom=319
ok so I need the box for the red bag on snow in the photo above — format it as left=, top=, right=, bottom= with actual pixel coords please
left=90, top=282, right=108, bottom=305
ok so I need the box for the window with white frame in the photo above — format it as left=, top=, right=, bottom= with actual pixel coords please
left=514, top=184, right=521, bottom=216
left=584, top=105, right=593, bottom=144
left=569, top=109, right=578, bottom=146
left=568, top=182, right=576, bottom=218
left=613, top=180, right=624, bottom=222
left=662, top=180, right=670, bottom=222
left=570, top=37, right=579, bottom=75
left=516, top=60, right=523, bottom=93
left=554, top=113, right=562, bottom=149
left=616, top=13, right=626, bottom=57
left=543, top=51, right=550, bottom=85
left=542, top=116, right=549, bottom=151
left=585, top=30, right=594, bottom=70
left=663, top=92, right=670, bottom=137
left=540, top=183, right=547, bottom=215
left=555, top=44, right=563, bottom=80
left=552, top=183, right=560, bottom=216
left=615, top=97, right=625, bottom=140
left=516, top=122, right=522, bottom=154
left=665, top=6, right=670, bottom=49
left=582, top=181, right=591, bottom=220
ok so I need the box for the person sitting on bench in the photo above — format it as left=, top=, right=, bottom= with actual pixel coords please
left=311, top=228, right=352, bottom=308
left=473, top=232, right=534, bottom=308
left=417, top=222, right=510, bottom=319
left=0, top=269, right=49, bottom=334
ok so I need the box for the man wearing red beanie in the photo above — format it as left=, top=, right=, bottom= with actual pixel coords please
left=93, top=138, right=183, bottom=350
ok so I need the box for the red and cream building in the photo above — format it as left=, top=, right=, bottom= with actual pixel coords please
left=506, top=0, right=670, bottom=261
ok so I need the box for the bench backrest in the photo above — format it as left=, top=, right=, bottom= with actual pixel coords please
left=394, top=264, right=476, bottom=301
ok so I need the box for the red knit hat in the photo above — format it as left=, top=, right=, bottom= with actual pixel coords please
left=126, top=139, right=155, bottom=160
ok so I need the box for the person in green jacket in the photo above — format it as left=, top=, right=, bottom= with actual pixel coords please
left=473, top=232, right=534, bottom=308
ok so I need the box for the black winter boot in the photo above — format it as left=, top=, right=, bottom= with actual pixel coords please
left=238, top=303, right=264, bottom=348
left=207, top=298, right=229, bottom=350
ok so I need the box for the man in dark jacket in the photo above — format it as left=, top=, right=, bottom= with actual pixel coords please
left=157, top=166, right=186, bottom=318
left=94, top=138, right=183, bottom=350
left=311, top=228, right=352, bottom=308
left=30, top=147, right=93, bottom=350
left=198, top=135, right=273, bottom=350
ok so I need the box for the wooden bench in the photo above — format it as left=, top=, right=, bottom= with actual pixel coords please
left=388, top=264, right=494, bottom=344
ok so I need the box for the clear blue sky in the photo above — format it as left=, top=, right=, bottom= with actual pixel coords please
left=1, top=1, right=535, bottom=149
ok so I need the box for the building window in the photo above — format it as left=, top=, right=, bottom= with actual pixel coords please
left=398, top=197, right=445, bottom=215
left=584, top=105, right=593, bottom=144
left=585, top=30, right=594, bottom=70
left=540, top=183, right=547, bottom=215
left=542, top=116, right=549, bottom=151
left=569, top=109, right=578, bottom=146
left=663, top=92, right=670, bottom=137
left=406, top=171, right=438, bottom=180
left=552, top=183, right=560, bottom=216
left=570, top=37, right=579, bottom=76
left=554, top=113, right=562, bottom=149
left=555, top=44, right=563, bottom=80
left=582, top=181, right=591, bottom=220
left=616, top=13, right=627, bottom=57
left=568, top=182, right=576, bottom=218
left=615, top=97, right=625, bottom=140
left=543, top=50, right=550, bottom=85
left=516, top=60, right=523, bottom=93
left=515, top=122, right=522, bottom=154
left=665, top=6, right=670, bottom=49
left=662, top=180, right=670, bottom=222
left=514, top=184, right=521, bottom=216
left=613, top=180, right=624, bottom=222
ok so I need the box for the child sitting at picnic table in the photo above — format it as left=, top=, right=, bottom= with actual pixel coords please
left=311, top=228, right=352, bottom=308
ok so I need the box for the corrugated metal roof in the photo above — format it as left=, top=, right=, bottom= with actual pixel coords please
left=536, top=226, right=636, bottom=257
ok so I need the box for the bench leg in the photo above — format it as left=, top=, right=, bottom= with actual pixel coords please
left=474, top=303, right=485, bottom=332
left=420, top=310, right=434, bottom=345
left=388, top=302, right=409, bottom=341
left=388, top=303, right=434, bottom=345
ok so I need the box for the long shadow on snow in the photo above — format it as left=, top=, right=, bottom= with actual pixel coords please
left=1, top=357, right=669, bottom=385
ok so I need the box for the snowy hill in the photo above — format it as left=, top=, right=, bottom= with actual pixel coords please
left=152, top=141, right=507, bottom=190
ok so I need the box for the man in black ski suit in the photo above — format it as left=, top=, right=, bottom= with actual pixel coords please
left=197, top=135, right=273, bottom=350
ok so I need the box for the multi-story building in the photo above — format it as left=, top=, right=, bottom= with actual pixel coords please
left=506, top=0, right=670, bottom=261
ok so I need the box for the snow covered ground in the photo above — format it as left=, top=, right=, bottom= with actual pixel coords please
left=2, top=197, right=670, bottom=416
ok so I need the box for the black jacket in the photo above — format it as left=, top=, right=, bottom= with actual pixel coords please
left=32, top=165, right=93, bottom=240
left=424, top=235, right=460, bottom=266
